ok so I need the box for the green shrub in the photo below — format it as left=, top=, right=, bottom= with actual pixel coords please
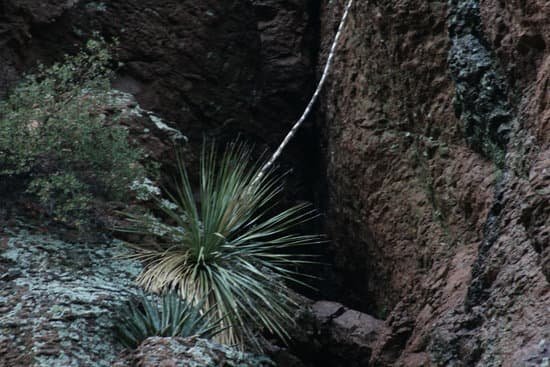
left=0, top=38, right=146, bottom=226
left=115, top=292, right=223, bottom=349
left=26, top=173, right=92, bottom=224
left=121, top=143, right=321, bottom=350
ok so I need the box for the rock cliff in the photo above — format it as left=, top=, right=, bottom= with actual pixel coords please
left=316, top=0, right=548, bottom=365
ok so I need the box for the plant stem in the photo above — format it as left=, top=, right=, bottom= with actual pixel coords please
left=253, top=0, right=354, bottom=183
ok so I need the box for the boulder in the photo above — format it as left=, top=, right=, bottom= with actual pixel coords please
left=270, top=299, right=388, bottom=367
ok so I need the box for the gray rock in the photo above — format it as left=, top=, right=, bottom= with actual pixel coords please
left=0, top=230, right=143, bottom=367
left=116, top=336, right=274, bottom=367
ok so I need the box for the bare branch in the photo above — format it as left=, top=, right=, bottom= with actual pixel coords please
left=253, top=0, right=354, bottom=183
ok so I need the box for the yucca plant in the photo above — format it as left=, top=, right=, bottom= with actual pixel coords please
left=121, top=142, right=321, bottom=349
left=115, top=292, right=223, bottom=349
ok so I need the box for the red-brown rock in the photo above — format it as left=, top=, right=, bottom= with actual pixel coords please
left=317, top=0, right=549, bottom=365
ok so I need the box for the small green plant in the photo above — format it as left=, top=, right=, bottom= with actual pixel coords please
left=115, top=292, right=223, bottom=349
left=121, top=143, right=321, bottom=349
left=0, top=38, right=146, bottom=226
left=26, top=173, right=92, bottom=225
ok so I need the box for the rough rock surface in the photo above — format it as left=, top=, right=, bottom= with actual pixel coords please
left=248, top=0, right=321, bottom=198
left=0, top=0, right=317, bottom=198
left=250, top=0, right=317, bottom=140
left=106, top=90, right=187, bottom=164
left=0, top=0, right=260, bottom=143
left=116, top=337, right=274, bottom=367
left=317, top=0, right=549, bottom=366
left=281, top=300, right=388, bottom=367
left=0, top=230, right=143, bottom=366
left=0, top=0, right=317, bottom=149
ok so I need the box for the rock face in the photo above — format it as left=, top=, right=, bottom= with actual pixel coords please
left=250, top=0, right=317, bottom=140
left=316, top=0, right=549, bottom=365
left=0, top=230, right=143, bottom=366
left=0, top=0, right=318, bottom=199
left=0, top=0, right=260, bottom=142
left=0, top=0, right=317, bottom=148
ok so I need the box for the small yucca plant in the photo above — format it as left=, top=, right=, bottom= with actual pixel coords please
left=122, top=142, right=321, bottom=349
left=115, top=292, right=223, bottom=349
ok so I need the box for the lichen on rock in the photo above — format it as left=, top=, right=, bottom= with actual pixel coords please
left=0, top=230, right=143, bottom=366
left=116, top=337, right=275, bottom=367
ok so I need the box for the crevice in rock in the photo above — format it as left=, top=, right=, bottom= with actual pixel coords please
left=464, top=175, right=507, bottom=310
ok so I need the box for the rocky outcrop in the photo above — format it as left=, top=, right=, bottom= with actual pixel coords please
left=0, top=231, right=276, bottom=367
left=0, top=230, right=143, bottom=366
left=0, top=0, right=318, bottom=148
left=288, top=300, right=388, bottom=367
left=316, top=0, right=549, bottom=365
left=106, top=90, right=186, bottom=164
left=0, top=88, right=184, bottom=231
left=0, top=0, right=318, bottom=198
left=0, top=0, right=260, bottom=141
left=0, top=2, right=321, bottom=365
left=116, top=337, right=274, bottom=367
